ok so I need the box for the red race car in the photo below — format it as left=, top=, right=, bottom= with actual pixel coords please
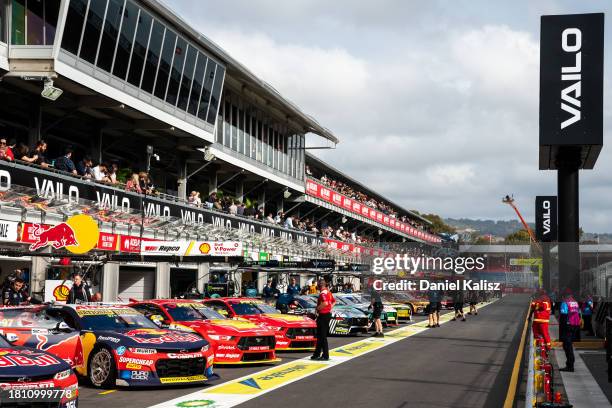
left=0, top=306, right=83, bottom=369
left=203, top=298, right=317, bottom=351
left=130, top=299, right=280, bottom=365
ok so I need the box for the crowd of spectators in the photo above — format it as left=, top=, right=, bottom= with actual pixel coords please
left=306, top=165, right=427, bottom=231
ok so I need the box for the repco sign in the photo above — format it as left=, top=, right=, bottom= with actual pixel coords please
left=535, top=196, right=558, bottom=242
left=539, top=13, right=604, bottom=170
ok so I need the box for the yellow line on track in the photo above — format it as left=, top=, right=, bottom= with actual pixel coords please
left=99, top=389, right=117, bottom=395
left=503, top=304, right=530, bottom=408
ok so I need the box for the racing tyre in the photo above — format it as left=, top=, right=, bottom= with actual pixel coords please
left=89, top=348, right=117, bottom=388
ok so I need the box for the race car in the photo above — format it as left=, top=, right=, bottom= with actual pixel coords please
left=130, top=299, right=280, bottom=365
left=46, top=304, right=216, bottom=388
left=0, top=305, right=84, bottom=368
left=386, top=292, right=429, bottom=315
left=385, top=302, right=412, bottom=322
left=287, top=295, right=369, bottom=335
left=334, top=294, right=399, bottom=326
left=203, top=298, right=317, bottom=351
left=0, top=334, right=78, bottom=408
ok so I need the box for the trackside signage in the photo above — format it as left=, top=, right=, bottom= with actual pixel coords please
left=535, top=196, right=558, bottom=242
left=539, top=13, right=604, bottom=170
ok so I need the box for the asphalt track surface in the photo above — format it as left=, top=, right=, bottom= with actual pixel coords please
left=78, top=294, right=528, bottom=408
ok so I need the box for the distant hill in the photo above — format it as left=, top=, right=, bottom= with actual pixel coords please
left=445, top=218, right=612, bottom=243
left=445, top=218, right=533, bottom=238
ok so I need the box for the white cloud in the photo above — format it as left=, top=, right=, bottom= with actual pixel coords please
left=167, top=1, right=612, bottom=232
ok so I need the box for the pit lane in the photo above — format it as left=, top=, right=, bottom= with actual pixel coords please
left=77, top=313, right=431, bottom=408
left=78, top=296, right=525, bottom=408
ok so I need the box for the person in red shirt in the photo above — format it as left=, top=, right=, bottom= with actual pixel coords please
left=531, top=291, right=552, bottom=350
left=0, top=139, right=14, bottom=162
left=311, top=278, right=335, bottom=361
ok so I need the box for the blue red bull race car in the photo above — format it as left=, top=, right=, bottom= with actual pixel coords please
left=0, top=306, right=84, bottom=369
left=46, top=304, right=216, bottom=388
left=0, top=334, right=79, bottom=408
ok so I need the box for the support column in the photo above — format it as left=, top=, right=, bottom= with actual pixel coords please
left=208, top=171, right=218, bottom=196
left=197, top=263, right=210, bottom=294
left=177, top=159, right=187, bottom=201
left=235, top=179, right=244, bottom=203
left=556, top=149, right=581, bottom=294
left=155, top=262, right=171, bottom=298
left=29, top=256, right=48, bottom=295
left=101, top=263, right=119, bottom=302
left=257, top=190, right=265, bottom=213
left=91, top=129, right=103, bottom=164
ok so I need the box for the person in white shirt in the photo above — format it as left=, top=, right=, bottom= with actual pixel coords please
left=229, top=201, right=238, bottom=215
left=92, top=163, right=110, bottom=182
left=284, top=215, right=294, bottom=229
left=266, top=213, right=275, bottom=223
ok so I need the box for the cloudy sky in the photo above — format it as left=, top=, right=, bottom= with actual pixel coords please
left=166, top=0, right=612, bottom=232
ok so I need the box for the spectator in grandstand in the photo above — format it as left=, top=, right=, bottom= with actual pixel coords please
left=188, top=191, right=201, bottom=207
left=125, top=173, right=142, bottom=193
left=284, top=215, right=294, bottom=229
left=13, top=143, right=38, bottom=164
left=0, top=139, right=14, bottom=161
left=256, top=207, right=265, bottom=220
left=274, top=211, right=283, bottom=224
left=229, top=200, right=238, bottom=215
left=305, top=165, right=312, bottom=176
left=266, top=213, right=275, bottom=223
left=108, top=163, right=119, bottom=184
left=205, top=192, right=216, bottom=209
left=31, top=140, right=48, bottom=167
left=138, top=172, right=154, bottom=194
left=2, top=277, right=31, bottom=306
left=335, top=226, right=344, bottom=240
left=67, top=273, right=92, bottom=304
left=237, top=202, right=245, bottom=216
left=92, top=162, right=111, bottom=183
left=76, top=156, right=94, bottom=178
left=54, top=148, right=78, bottom=175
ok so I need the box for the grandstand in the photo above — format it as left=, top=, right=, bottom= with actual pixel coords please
left=0, top=0, right=441, bottom=301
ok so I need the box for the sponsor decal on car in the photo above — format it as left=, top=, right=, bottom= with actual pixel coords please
left=216, top=353, right=240, bottom=359
left=0, top=380, right=55, bottom=390
left=130, top=333, right=202, bottom=344
left=125, top=363, right=142, bottom=369
left=98, top=336, right=120, bottom=343
left=216, top=345, right=236, bottom=351
left=167, top=352, right=203, bottom=359
left=159, top=375, right=206, bottom=384
left=130, top=370, right=149, bottom=380
left=118, top=357, right=153, bottom=366
left=116, top=346, right=126, bottom=356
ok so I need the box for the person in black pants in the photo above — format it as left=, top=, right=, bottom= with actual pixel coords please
left=311, top=279, right=335, bottom=361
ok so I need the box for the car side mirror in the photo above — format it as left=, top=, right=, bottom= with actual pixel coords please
left=56, top=322, right=71, bottom=331
left=5, top=333, right=18, bottom=343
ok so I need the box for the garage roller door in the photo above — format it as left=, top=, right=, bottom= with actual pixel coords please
left=118, top=267, right=155, bottom=301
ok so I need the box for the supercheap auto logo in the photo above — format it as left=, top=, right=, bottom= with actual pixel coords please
left=29, top=214, right=99, bottom=254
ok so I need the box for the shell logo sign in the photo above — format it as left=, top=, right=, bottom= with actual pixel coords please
left=199, top=243, right=211, bottom=254
left=52, top=284, right=71, bottom=302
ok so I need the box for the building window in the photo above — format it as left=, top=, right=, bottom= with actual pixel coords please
left=177, top=44, right=197, bottom=110
left=206, top=65, right=224, bottom=125
left=112, top=0, right=138, bottom=80
left=231, top=105, right=237, bottom=150
left=223, top=100, right=230, bottom=147
left=140, top=18, right=163, bottom=92
left=96, top=0, right=124, bottom=72
left=126, top=8, right=152, bottom=87
left=154, top=27, right=176, bottom=100
left=79, top=0, right=106, bottom=64
left=198, top=60, right=216, bottom=121
left=187, top=52, right=206, bottom=116
left=44, top=0, right=58, bottom=44
left=60, top=0, right=86, bottom=52
left=165, top=35, right=186, bottom=106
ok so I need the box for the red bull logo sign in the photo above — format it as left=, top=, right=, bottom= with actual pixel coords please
left=29, top=214, right=99, bottom=254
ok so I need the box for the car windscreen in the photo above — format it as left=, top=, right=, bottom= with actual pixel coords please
left=165, top=304, right=225, bottom=321
left=0, top=308, right=63, bottom=329
left=295, top=297, right=317, bottom=308
left=77, top=308, right=158, bottom=331
left=230, top=302, right=264, bottom=315
left=255, top=303, right=281, bottom=314
left=336, top=296, right=356, bottom=306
